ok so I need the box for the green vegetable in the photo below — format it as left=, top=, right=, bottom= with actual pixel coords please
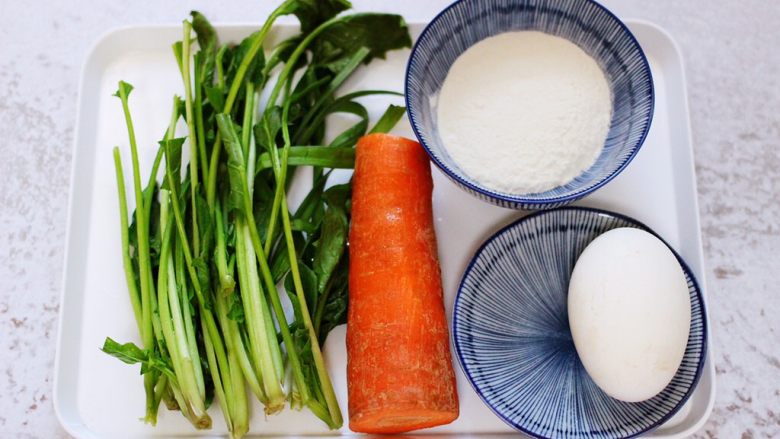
left=104, top=3, right=410, bottom=437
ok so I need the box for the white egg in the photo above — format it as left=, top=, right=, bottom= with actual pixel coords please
left=567, top=227, right=691, bottom=403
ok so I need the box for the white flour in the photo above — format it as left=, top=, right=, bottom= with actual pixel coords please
left=437, top=31, right=612, bottom=194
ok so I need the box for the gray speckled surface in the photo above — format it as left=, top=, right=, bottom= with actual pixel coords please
left=1, top=0, right=777, bottom=437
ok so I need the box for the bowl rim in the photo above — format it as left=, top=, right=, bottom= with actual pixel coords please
left=451, top=206, right=709, bottom=439
left=405, top=0, right=656, bottom=205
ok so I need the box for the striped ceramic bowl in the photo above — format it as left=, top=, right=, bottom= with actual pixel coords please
left=452, top=207, right=707, bottom=438
left=405, top=0, right=654, bottom=210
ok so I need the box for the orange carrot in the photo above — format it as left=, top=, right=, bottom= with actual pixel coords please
left=346, top=133, right=459, bottom=434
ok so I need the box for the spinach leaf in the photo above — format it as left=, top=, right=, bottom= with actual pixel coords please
left=195, top=191, right=214, bottom=258
left=191, top=257, right=212, bottom=308
left=291, top=48, right=369, bottom=145
left=270, top=232, right=305, bottom=284
left=254, top=107, right=283, bottom=155
left=315, top=256, right=349, bottom=343
left=314, top=208, right=348, bottom=291
left=147, top=188, right=162, bottom=268
left=295, top=90, right=401, bottom=146
left=252, top=173, right=276, bottom=243
left=159, top=137, right=186, bottom=192
left=313, top=184, right=350, bottom=292
left=102, top=337, right=177, bottom=383
left=224, top=33, right=267, bottom=101
left=369, top=104, right=405, bottom=134
left=204, top=85, right=225, bottom=113
left=190, top=11, right=218, bottom=56
left=285, top=0, right=352, bottom=33
left=295, top=171, right=328, bottom=221
left=216, top=115, right=247, bottom=215
left=257, top=146, right=355, bottom=171
left=327, top=100, right=369, bottom=148
left=227, top=292, right=245, bottom=323
left=311, top=14, right=412, bottom=71
left=285, top=262, right=319, bottom=313
left=191, top=11, right=218, bottom=85
left=102, top=337, right=147, bottom=366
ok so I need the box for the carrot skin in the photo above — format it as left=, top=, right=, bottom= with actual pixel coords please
left=347, top=133, right=459, bottom=434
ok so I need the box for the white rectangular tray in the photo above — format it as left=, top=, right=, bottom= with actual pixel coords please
left=55, top=20, right=715, bottom=438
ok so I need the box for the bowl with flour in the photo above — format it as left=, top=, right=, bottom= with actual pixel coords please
left=405, top=0, right=654, bottom=210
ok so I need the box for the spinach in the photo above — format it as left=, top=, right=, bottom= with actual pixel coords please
left=105, top=3, right=410, bottom=436
left=312, top=13, right=412, bottom=71
left=315, top=256, right=349, bottom=343
left=370, top=104, right=406, bottom=134
left=313, top=184, right=350, bottom=293
left=285, top=0, right=351, bottom=33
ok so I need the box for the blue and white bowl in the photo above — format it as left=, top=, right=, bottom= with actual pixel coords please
left=452, top=207, right=707, bottom=439
left=405, top=0, right=654, bottom=210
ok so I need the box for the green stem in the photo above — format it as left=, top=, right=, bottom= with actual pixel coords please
left=142, top=148, right=164, bottom=215
left=279, top=170, right=342, bottom=428
left=157, top=190, right=210, bottom=428
left=164, top=142, right=238, bottom=431
left=193, top=58, right=209, bottom=186
left=207, top=0, right=293, bottom=208
left=215, top=199, right=236, bottom=295
left=241, top=83, right=255, bottom=158
left=160, top=376, right=179, bottom=410
left=226, top=345, right=249, bottom=439
left=313, top=274, right=336, bottom=336
left=181, top=20, right=200, bottom=256
left=142, top=373, right=158, bottom=424
left=261, top=280, right=284, bottom=381
left=294, top=47, right=370, bottom=144
left=262, top=77, right=294, bottom=257
left=168, top=379, right=196, bottom=423
left=217, top=114, right=314, bottom=412
left=162, top=113, right=254, bottom=429
left=206, top=132, right=222, bottom=208
left=175, top=240, right=205, bottom=401
left=256, top=146, right=355, bottom=171
left=116, top=82, right=153, bottom=350
left=201, top=312, right=234, bottom=431
left=261, top=149, right=283, bottom=257
left=201, top=316, right=232, bottom=434
left=146, top=96, right=182, bottom=368
left=236, top=220, right=286, bottom=412
left=166, top=246, right=207, bottom=425
left=223, top=0, right=293, bottom=113
left=240, top=86, right=287, bottom=403
left=163, top=138, right=209, bottom=310
left=152, top=375, right=169, bottom=412
left=260, top=38, right=297, bottom=82
left=264, top=15, right=346, bottom=119
left=166, top=255, right=202, bottom=412
left=277, top=76, right=342, bottom=427
left=230, top=149, right=311, bottom=410
left=116, top=83, right=159, bottom=423
left=143, top=95, right=180, bottom=215
left=112, top=148, right=143, bottom=333
left=216, top=291, right=264, bottom=402
left=216, top=45, right=228, bottom=88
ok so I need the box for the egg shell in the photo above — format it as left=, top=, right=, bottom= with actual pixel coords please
left=567, top=227, right=691, bottom=403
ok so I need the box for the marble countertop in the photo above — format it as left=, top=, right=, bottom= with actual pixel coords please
left=1, top=0, right=777, bottom=437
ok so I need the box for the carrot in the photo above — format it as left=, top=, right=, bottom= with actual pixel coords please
left=346, top=133, right=459, bottom=434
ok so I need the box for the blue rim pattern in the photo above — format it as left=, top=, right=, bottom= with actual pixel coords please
left=452, top=207, right=707, bottom=438
left=405, top=0, right=655, bottom=210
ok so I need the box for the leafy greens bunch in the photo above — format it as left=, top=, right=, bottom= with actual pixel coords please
left=102, top=1, right=410, bottom=437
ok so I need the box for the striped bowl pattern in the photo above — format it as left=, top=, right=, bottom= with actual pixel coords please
left=453, top=207, right=707, bottom=438
left=405, top=0, right=654, bottom=210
